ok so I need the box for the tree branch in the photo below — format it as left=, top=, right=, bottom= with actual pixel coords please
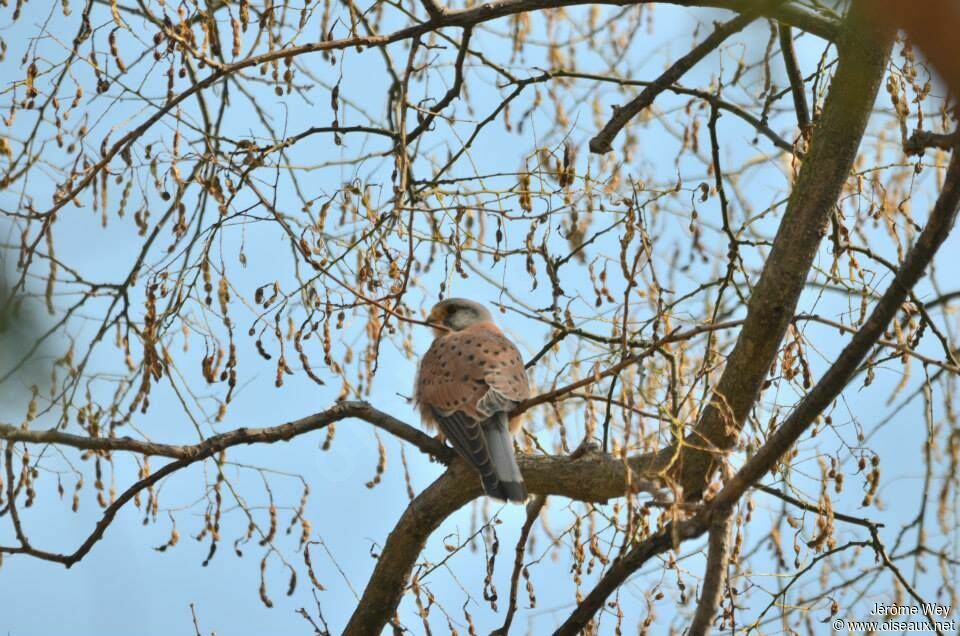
left=753, top=484, right=883, bottom=530
left=778, top=23, right=810, bottom=131
left=713, top=147, right=960, bottom=509
left=687, top=510, right=733, bottom=636
left=517, top=69, right=795, bottom=152
left=552, top=138, right=958, bottom=633
left=905, top=128, right=960, bottom=156
left=0, top=402, right=451, bottom=566
left=342, top=464, right=476, bottom=635
left=493, top=495, right=547, bottom=635
left=0, top=401, right=451, bottom=463
left=342, top=443, right=666, bottom=634
left=589, top=12, right=757, bottom=154
left=657, top=5, right=892, bottom=499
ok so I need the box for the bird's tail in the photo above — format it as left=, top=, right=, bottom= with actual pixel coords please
left=481, top=413, right=527, bottom=503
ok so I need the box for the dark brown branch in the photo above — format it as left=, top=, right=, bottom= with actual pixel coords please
left=778, top=23, right=810, bottom=131
left=904, top=128, right=960, bottom=156
left=687, top=510, right=733, bottom=636
left=588, top=12, right=757, bottom=154
left=261, top=126, right=399, bottom=154
left=1, top=449, right=192, bottom=566
left=343, top=465, right=476, bottom=635
left=3, top=444, right=31, bottom=548
left=405, top=27, right=473, bottom=144
left=753, top=539, right=873, bottom=626
left=0, top=402, right=451, bottom=566
left=868, top=525, right=946, bottom=635
left=343, top=444, right=665, bottom=634
left=420, top=0, right=447, bottom=19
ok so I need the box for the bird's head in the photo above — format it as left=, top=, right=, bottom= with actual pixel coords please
left=426, top=298, right=493, bottom=333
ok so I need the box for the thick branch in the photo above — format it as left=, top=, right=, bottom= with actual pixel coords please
left=343, top=465, right=476, bottom=636
left=342, top=445, right=663, bottom=634
left=688, top=510, right=733, bottom=636
left=658, top=6, right=892, bottom=498
left=905, top=128, right=960, bottom=156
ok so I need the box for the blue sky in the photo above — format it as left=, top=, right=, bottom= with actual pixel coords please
left=2, top=1, right=959, bottom=634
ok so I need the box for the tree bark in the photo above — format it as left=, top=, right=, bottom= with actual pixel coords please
left=657, top=4, right=892, bottom=499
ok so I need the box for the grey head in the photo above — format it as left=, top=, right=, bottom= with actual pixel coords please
left=426, top=298, right=494, bottom=331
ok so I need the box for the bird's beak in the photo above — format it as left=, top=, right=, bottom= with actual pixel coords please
left=425, top=307, right=448, bottom=333
left=426, top=306, right=443, bottom=326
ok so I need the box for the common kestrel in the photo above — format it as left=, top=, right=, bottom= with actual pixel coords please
left=415, top=298, right=530, bottom=502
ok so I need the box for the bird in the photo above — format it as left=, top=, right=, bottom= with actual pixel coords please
left=414, top=298, right=530, bottom=503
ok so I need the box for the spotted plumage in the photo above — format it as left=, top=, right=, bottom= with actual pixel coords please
left=415, top=298, right=530, bottom=502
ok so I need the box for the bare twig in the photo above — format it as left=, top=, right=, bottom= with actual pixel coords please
left=553, top=514, right=708, bottom=635
left=513, top=320, right=744, bottom=416
left=753, top=484, right=883, bottom=530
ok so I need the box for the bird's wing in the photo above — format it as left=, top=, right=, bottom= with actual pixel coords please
left=414, top=330, right=491, bottom=428
left=471, top=323, right=530, bottom=430
left=428, top=408, right=500, bottom=496
left=415, top=322, right=529, bottom=421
